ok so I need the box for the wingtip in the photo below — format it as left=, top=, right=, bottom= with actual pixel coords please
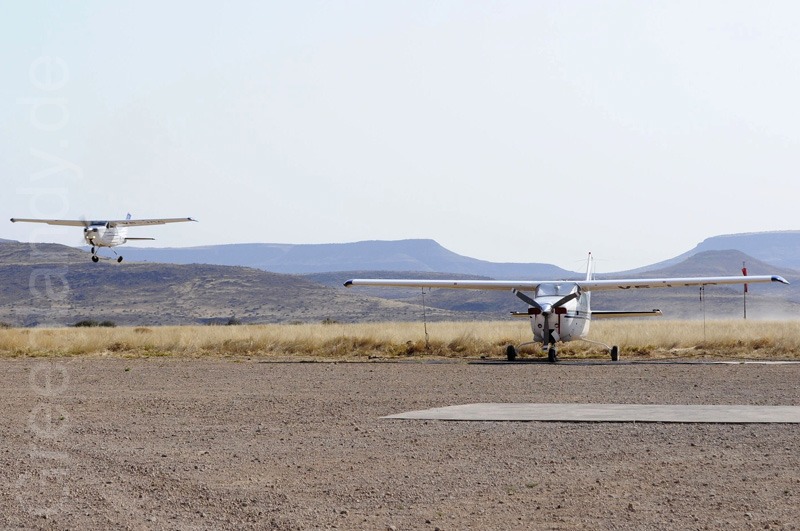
left=773, top=275, right=790, bottom=285
left=343, top=280, right=353, bottom=288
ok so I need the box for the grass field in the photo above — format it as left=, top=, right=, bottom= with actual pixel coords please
left=1, top=320, right=799, bottom=360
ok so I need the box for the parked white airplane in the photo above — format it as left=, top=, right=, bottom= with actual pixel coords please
left=10, top=214, right=196, bottom=263
left=344, top=254, right=789, bottom=362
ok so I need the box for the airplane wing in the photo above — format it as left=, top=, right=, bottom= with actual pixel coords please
left=344, top=275, right=788, bottom=290
left=343, top=279, right=544, bottom=290
left=577, top=275, right=788, bottom=291
left=10, top=217, right=196, bottom=227
left=107, top=217, right=196, bottom=228
left=10, top=218, right=88, bottom=227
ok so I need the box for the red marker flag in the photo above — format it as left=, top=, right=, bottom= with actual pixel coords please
left=742, top=265, right=748, bottom=293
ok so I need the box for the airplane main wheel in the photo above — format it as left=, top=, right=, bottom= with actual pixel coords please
left=506, top=345, right=517, bottom=361
left=117, top=256, right=123, bottom=263
left=91, top=255, right=99, bottom=263
left=610, top=345, right=619, bottom=362
left=547, top=347, right=558, bottom=363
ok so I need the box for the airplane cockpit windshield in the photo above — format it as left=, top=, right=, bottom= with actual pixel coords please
left=535, top=283, right=576, bottom=297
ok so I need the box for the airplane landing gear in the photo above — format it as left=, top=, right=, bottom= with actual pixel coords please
left=91, top=255, right=99, bottom=263
left=117, top=256, right=123, bottom=263
left=506, top=345, right=517, bottom=361
left=610, top=345, right=619, bottom=362
left=506, top=344, right=560, bottom=362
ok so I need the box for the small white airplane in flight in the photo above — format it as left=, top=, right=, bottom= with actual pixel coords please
left=10, top=214, right=196, bottom=263
left=345, top=254, right=789, bottom=362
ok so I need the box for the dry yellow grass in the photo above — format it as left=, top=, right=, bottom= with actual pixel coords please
left=1, top=320, right=799, bottom=360
left=584, top=319, right=800, bottom=359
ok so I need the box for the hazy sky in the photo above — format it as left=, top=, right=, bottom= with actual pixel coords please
left=2, top=1, right=799, bottom=272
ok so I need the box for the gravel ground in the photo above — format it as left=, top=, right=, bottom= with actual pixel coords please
left=2, top=357, right=800, bottom=530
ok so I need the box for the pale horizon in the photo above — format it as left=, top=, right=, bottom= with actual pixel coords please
left=3, top=1, right=799, bottom=271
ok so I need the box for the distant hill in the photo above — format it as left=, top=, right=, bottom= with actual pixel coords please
left=109, top=239, right=576, bottom=277
left=97, top=231, right=800, bottom=278
left=604, top=249, right=793, bottom=279
left=627, top=231, right=800, bottom=273
left=0, top=241, right=478, bottom=327
left=3, top=237, right=799, bottom=328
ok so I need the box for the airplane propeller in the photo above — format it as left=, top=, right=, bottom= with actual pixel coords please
left=552, top=291, right=580, bottom=309
left=512, top=289, right=542, bottom=312
left=79, top=216, right=101, bottom=260
left=79, top=217, right=95, bottom=243
left=512, top=288, right=580, bottom=314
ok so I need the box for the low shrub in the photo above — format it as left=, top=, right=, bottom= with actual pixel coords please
left=73, top=320, right=116, bottom=328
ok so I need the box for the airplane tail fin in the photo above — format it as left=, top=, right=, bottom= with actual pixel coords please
left=126, top=213, right=132, bottom=220
left=586, top=252, right=594, bottom=281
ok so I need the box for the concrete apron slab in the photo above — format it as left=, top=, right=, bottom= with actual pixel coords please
left=384, top=403, right=800, bottom=423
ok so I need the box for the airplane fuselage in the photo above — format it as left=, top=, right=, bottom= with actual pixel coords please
left=527, top=282, right=591, bottom=344
left=84, top=224, right=128, bottom=248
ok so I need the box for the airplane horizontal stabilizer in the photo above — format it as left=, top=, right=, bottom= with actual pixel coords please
left=591, top=310, right=663, bottom=319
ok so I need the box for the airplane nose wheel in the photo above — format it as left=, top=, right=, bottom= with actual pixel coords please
left=610, top=345, right=619, bottom=362
left=547, top=347, right=558, bottom=363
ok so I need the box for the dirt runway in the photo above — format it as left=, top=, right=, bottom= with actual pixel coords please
left=2, top=357, right=799, bottom=529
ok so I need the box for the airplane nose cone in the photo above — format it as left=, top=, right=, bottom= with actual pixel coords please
left=540, top=303, right=553, bottom=314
